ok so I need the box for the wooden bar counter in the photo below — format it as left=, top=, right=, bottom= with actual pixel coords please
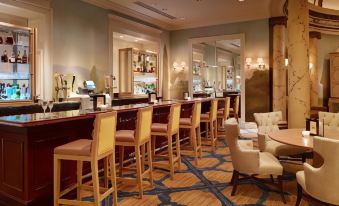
left=0, top=101, right=179, bottom=206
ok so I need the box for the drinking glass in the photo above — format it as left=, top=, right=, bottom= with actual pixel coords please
left=40, top=101, right=48, bottom=116
left=48, top=100, right=54, bottom=113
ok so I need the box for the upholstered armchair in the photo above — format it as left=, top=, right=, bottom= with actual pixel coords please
left=318, top=112, right=339, bottom=140
left=225, top=123, right=286, bottom=203
left=296, top=136, right=339, bottom=205
left=254, top=111, right=308, bottom=157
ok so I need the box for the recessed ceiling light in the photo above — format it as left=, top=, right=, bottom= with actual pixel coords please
left=119, top=35, right=124, bottom=38
left=179, top=17, right=185, bottom=20
left=135, top=39, right=139, bottom=42
left=238, top=0, right=245, bottom=2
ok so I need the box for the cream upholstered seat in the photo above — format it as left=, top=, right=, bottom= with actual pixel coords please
left=318, top=112, right=339, bottom=140
left=225, top=123, right=286, bottom=203
left=151, top=103, right=182, bottom=179
left=201, top=99, right=218, bottom=151
left=254, top=111, right=308, bottom=157
left=54, top=111, right=118, bottom=206
left=179, top=101, right=202, bottom=165
left=296, top=136, right=339, bottom=206
left=116, top=106, right=154, bottom=199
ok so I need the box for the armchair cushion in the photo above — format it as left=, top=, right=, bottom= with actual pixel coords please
left=258, top=152, right=283, bottom=176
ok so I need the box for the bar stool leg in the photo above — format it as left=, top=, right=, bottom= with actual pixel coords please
left=77, top=160, right=83, bottom=201
left=135, top=145, right=143, bottom=199
left=168, top=134, right=174, bottom=180
left=210, top=121, right=215, bottom=151
left=109, top=153, right=118, bottom=206
left=141, top=144, right=146, bottom=172
left=119, top=146, right=124, bottom=177
left=175, top=132, right=181, bottom=170
left=147, top=141, right=154, bottom=187
left=152, top=136, right=156, bottom=158
left=104, top=157, right=109, bottom=188
left=197, top=126, right=202, bottom=158
left=192, top=128, right=198, bottom=166
left=189, top=128, right=194, bottom=147
left=214, top=120, right=218, bottom=149
left=91, top=160, right=100, bottom=206
left=205, top=122, right=209, bottom=139
left=53, top=157, right=61, bottom=206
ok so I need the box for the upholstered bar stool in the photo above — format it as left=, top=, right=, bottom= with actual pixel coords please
left=54, top=111, right=118, bottom=206
left=201, top=99, right=218, bottom=151
left=151, top=103, right=181, bottom=180
left=115, top=106, right=153, bottom=199
left=230, top=95, right=240, bottom=122
left=179, top=101, right=202, bottom=165
left=217, top=97, right=230, bottom=131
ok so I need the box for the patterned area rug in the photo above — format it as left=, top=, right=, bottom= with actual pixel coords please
left=83, top=139, right=308, bottom=206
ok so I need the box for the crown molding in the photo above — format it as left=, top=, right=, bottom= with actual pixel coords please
left=82, top=0, right=173, bottom=31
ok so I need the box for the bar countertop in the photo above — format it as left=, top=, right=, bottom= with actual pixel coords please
left=0, top=100, right=180, bottom=127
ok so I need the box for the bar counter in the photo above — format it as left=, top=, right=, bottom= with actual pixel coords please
left=0, top=100, right=196, bottom=206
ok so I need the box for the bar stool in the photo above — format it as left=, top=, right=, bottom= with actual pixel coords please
left=230, top=95, right=240, bottom=122
left=217, top=97, right=231, bottom=131
left=201, top=99, right=218, bottom=151
left=115, top=106, right=153, bottom=199
left=179, top=101, right=202, bottom=165
left=151, top=103, right=181, bottom=180
left=54, top=111, right=118, bottom=206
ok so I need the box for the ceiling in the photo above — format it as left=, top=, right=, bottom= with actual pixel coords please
left=97, top=0, right=286, bottom=30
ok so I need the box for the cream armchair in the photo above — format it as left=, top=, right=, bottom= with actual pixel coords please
left=296, top=136, right=339, bottom=205
left=318, top=112, right=339, bottom=140
left=225, top=123, right=286, bottom=203
left=254, top=111, right=308, bottom=157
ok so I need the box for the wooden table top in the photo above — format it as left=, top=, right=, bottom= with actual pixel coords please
left=268, top=129, right=314, bottom=149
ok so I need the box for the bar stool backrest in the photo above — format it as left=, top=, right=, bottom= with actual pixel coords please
left=192, top=101, right=202, bottom=128
left=169, top=103, right=181, bottom=134
left=92, top=111, right=117, bottom=157
left=210, top=99, right=218, bottom=121
left=135, top=106, right=153, bottom=144
left=223, top=97, right=231, bottom=119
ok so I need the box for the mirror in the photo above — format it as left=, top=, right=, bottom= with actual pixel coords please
left=192, top=39, right=241, bottom=97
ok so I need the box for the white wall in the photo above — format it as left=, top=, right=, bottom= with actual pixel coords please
left=52, top=0, right=109, bottom=93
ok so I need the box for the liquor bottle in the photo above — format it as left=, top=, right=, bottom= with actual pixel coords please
left=22, top=50, right=27, bottom=64
left=16, top=51, right=22, bottom=63
left=9, top=52, right=16, bottom=63
left=1, top=50, right=8, bottom=62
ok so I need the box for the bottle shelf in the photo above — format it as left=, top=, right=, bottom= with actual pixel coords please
left=0, top=72, right=30, bottom=80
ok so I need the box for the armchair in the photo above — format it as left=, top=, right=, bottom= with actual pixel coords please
left=296, top=136, right=339, bottom=205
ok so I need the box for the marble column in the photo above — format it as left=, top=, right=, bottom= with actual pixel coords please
left=309, top=32, right=321, bottom=107
left=287, top=0, right=310, bottom=128
left=272, top=24, right=287, bottom=120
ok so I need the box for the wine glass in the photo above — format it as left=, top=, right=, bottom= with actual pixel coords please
left=48, top=100, right=54, bottom=113
left=40, top=100, right=48, bottom=116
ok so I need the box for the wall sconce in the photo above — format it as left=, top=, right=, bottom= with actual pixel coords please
left=173, top=61, right=185, bottom=71
left=245, top=57, right=252, bottom=69
left=257, top=57, right=265, bottom=69
left=285, top=58, right=289, bottom=67
left=309, top=63, right=313, bottom=70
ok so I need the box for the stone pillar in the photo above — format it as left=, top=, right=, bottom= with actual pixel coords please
left=309, top=32, right=321, bottom=107
left=272, top=23, right=287, bottom=120
left=287, top=0, right=310, bottom=128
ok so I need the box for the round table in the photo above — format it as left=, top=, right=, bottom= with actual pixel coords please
left=268, top=128, right=313, bottom=149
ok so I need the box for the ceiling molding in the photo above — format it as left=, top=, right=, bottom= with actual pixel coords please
left=82, top=0, right=173, bottom=30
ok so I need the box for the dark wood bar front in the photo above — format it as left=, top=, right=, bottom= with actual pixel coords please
left=0, top=101, right=190, bottom=206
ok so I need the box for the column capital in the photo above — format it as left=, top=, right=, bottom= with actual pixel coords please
left=309, top=31, right=322, bottom=39
left=269, top=16, right=287, bottom=27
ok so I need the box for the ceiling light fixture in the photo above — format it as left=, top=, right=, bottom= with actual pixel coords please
left=238, top=0, right=245, bottom=2
left=119, top=35, right=124, bottom=38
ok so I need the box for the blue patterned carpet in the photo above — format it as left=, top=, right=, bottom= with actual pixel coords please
left=83, top=140, right=305, bottom=206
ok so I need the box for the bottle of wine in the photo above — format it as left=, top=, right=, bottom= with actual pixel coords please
left=1, top=50, right=8, bottom=62
left=22, top=50, right=27, bottom=64
left=9, top=52, right=16, bottom=63
left=16, top=50, right=22, bottom=63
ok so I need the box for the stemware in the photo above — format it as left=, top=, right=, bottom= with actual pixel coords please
left=40, top=100, right=48, bottom=116
left=48, top=100, right=54, bottom=113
